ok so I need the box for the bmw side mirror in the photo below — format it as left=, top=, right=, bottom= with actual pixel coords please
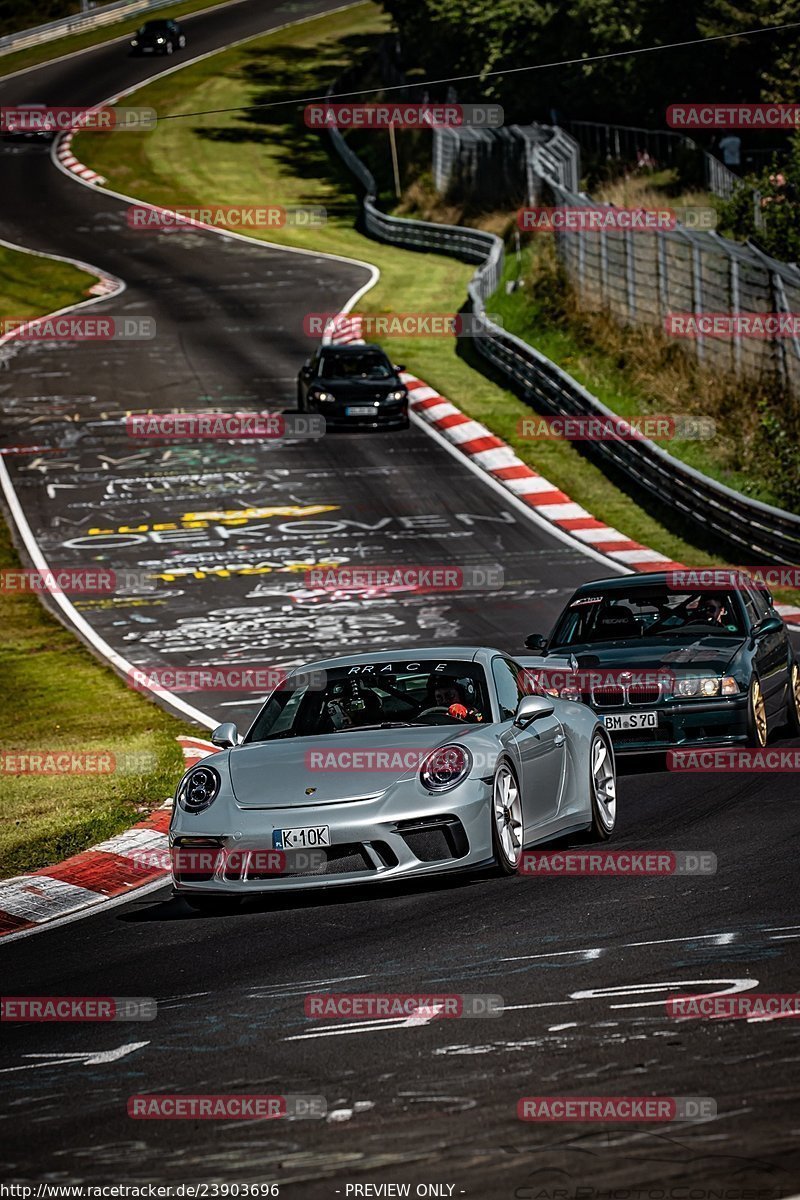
left=513, top=694, right=555, bottom=728
left=211, top=722, right=240, bottom=748
left=524, top=633, right=547, bottom=652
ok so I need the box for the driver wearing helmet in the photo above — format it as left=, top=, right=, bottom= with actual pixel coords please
left=430, top=677, right=484, bottom=722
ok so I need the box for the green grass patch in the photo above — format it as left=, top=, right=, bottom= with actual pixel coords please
left=0, top=248, right=191, bottom=879
left=0, top=243, right=96, bottom=319
left=73, top=2, right=798, bottom=599
left=0, top=0, right=248, bottom=79
left=0, top=513, right=191, bottom=877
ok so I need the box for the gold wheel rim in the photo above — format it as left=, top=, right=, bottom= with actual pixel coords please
left=752, top=680, right=767, bottom=746
left=793, top=664, right=800, bottom=719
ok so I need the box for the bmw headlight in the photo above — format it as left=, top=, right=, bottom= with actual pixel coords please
left=177, top=765, right=220, bottom=813
left=420, top=744, right=472, bottom=793
left=674, top=676, right=738, bottom=699
left=131, top=38, right=138, bottom=45
left=309, top=389, right=333, bottom=402
left=156, top=36, right=165, bottom=42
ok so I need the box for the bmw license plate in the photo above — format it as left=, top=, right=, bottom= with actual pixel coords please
left=602, top=711, right=658, bottom=731
left=345, top=406, right=375, bottom=417
left=273, top=825, right=330, bottom=849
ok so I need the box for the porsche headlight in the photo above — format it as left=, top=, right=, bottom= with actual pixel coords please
left=177, top=765, right=220, bottom=813
left=420, top=744, right=472, bottom=793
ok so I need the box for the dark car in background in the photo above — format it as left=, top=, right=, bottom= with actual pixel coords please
left=130, top=20, right=186, bottom=55
left=519, top=572, right=800, bottom=753
left=297, top=344, right=409, bottom=429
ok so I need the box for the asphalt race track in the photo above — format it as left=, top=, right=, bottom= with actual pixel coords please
left=1, top=4, right=799, bottom=1195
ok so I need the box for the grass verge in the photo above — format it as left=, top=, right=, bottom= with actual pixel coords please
left=0, top=246, right=191, bottom=878
left=0, top=514, right=189, bottom=877
left=72, top=2, right=797, bottom=592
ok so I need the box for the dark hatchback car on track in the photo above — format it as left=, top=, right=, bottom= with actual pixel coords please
left=520, top=572, right=800, bottom=753
left=130, top=20, right=186, bottom=55
left=297, top=343, right=409, bottom=429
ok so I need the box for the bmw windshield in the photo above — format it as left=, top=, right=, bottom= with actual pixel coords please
left=551, top=586, right=746, bottom=647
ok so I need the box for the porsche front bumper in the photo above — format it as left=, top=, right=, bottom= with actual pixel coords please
left=169, top=780, right=494, bottom=894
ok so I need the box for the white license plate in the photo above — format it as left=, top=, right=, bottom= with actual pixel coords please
left=346, top=406, right=375, bottom=416
left=273, top=825, right=330, bottom=849
left=602, top=711, right=658, bottom=731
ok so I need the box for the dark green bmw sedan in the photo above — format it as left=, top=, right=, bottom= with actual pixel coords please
left=520, top=571, right=800, bottom=754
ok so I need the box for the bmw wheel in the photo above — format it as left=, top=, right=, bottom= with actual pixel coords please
left=786, top=661, right=800, bottom=736
left=492, top=761, right=524, bottom=874
left=587, top=729, right=616, bottom=840
left=746, top=676, right=768, bottom=747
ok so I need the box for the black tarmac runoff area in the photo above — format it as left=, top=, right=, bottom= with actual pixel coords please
left=1, top=3, right=799, bottom=1197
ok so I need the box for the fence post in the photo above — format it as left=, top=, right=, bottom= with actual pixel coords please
left=625, top=231, right=636, bottom=320
left=729, top=253, right=742, bottom=374
left=691, top=238, right=705, bottom=365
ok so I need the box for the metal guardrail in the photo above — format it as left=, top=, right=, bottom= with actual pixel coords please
left=0, top=0, right=183, bottom=57
left=326, top=104, right=800, bottom=565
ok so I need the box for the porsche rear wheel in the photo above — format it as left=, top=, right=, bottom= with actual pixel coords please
left=746, top=676, right=768, bottom=748
left=588, top=729, right=616, bottom=840
left=492, top=761, right=524, bottom=874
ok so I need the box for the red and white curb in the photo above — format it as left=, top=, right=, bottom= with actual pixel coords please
left=56, top=130, right=107, bottom=186
left=0, top=737, right=216, bottom=940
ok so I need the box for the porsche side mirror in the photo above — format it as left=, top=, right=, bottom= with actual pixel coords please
left=211, top=722, right=239, bottom=748
left=513, top=694, right=555, bottom=728
left=524, top=632, right=547, bottom=652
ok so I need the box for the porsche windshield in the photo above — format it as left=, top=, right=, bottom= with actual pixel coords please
left=245, top=660, right=492, bottom=741
left=551, top=587, right=746, bottom=646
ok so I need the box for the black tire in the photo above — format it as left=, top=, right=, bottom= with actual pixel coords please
left=183, top=894, right=240, bottom=915
left=586, top=729, right=616, bottom=841
left=785, top=660, right=800, bottom=736
left=491, top=760, right=524, bottom=875
left=297, top=385, right=306, bottom=412
left=746, top=675, right=769, bottom=748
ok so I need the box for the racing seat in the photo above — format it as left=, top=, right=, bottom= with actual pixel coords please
left=592, top=604, right=640, bottom=641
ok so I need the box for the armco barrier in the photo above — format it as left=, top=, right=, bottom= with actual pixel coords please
left=325, top=92, right=800, bottom=566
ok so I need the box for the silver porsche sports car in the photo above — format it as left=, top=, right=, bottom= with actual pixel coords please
left=170, top=647, right=617, bottom=911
